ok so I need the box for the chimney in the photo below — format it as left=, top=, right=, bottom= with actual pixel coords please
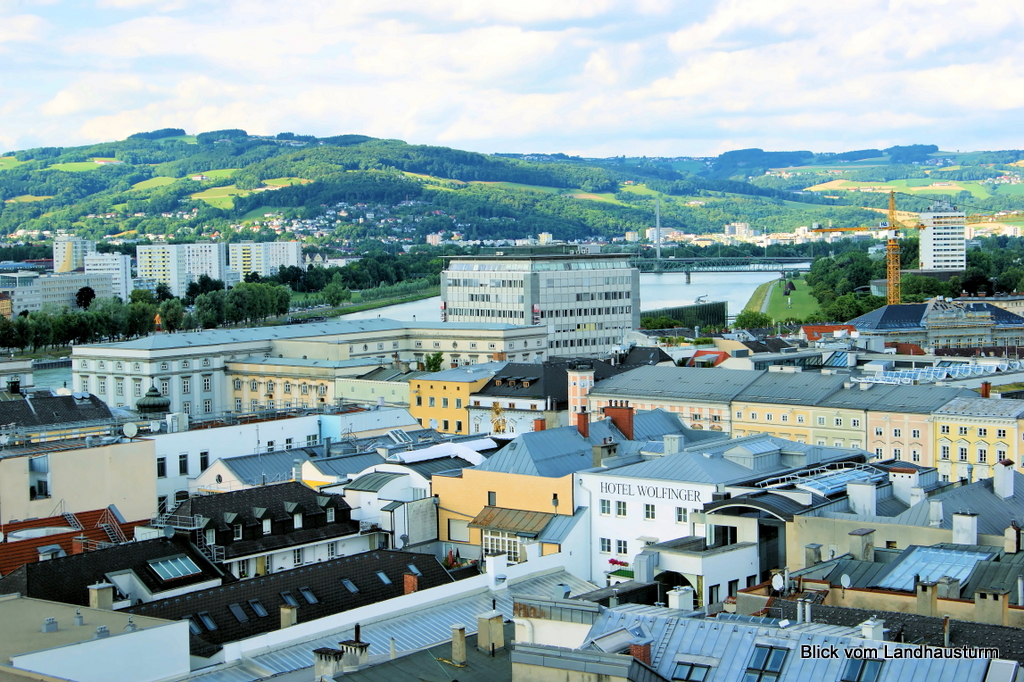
left=592, top=440, right=617, bottom=468
left=667, top=586, right=695, bottom=611
left=974, top=589, right=1010, bottom=627
left=937, top=576, right=961, bottom=599
left=477, top=610, right=504, bottom=653
left=552, top=583, right=571, bottom=600
left=72, top=535, right=88, bottom=555
left=994, top=459, right=1015, bottom=499
left=629, top=641, right=652, bottom=667
left=805, top=543, right=822, bottom=567
left=859, top=617, right=885, bottom=641
left=663, top=434, right=684, bottom=455
left=41, top=617, right=58, bottom=633
left=280, top=604, right=298, bottom=629
left=403, top=572, right=418, bottom=595
left=847, top=481, right=877, bottom=517
left=917, top=581, right=938, bottom=617
left=909, top=487, right=927, bottom=506
left=533, top=418, right=546, bottom=432
left=848, top=528, right=875, bottom=562
left=929, top=499, right=944, bottom=527
left=291, top=458, right=302, bottom=482
left=1006, top=522, right=1021, bottom=554
left=88, top=583, right=114, bottom=610
left=887, top=467, right=920, bottom=505
left=603, top=401, right=634, bottom=440
left=451, top=625, right=467, bottom=666
left=953, top=512, right=978, bottom=545
left=576, top=410, right=589, bottom=439
left=795, top=599, right=805, bottom=624
left=313, top=648, right=345, bottom=679
left=338, top=637, right=371, bottom=672
left=981, top=381, right=992, bottom=399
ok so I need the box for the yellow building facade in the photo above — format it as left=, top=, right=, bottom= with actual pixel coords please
left=930, top=397, right=1024, bottom=482
left=408, top=364, right=503, bottom=434
left=730, top=402, right=866, bottom=449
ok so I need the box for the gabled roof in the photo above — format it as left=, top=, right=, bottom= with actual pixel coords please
left=217, top=447, right=325, bottom=487
left=848, top=303, right=928, bottom=330
left=0, top=507, right=146, bottom=577
left=935, top=396, right=1024, bottom=418
left=588, top=366, right=763, bottom=403
left=127, top=550, right=454, bottom=656
left=734, top=372, right=846, bottom=405
left=0, top=536, right=223, bottom=605
left=818, top=383, right=975, bottom=413
left=0, top=392, right=112, bottom=429
left=346, top=472, right=406, bottom=492
left=889, top=473, right=1024, bottom=536
left=474, top=426, right=599, bottom=478
left=174, top=481, right=348, bottom=531
left=621, top=346, right=673, bottom=366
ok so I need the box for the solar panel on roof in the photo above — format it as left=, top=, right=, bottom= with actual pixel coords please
left=150, top=555, right=202, bottom=581
left=875, top=546, right=994, bottom=592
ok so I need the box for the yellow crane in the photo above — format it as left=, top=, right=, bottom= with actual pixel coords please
left=811, top=191, right=924, bottom=305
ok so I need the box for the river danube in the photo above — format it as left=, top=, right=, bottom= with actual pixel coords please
left=341, top=270, right=781, bottom=323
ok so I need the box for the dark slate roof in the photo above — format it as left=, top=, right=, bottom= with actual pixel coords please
left=339, top=625, right=514, bottom=682
left=622, top=346, right=674, bottom=366
left=127, top=550, right=454, bottom=656
left=0, top=536, right=224, bottom=605
left=772, top=598, right=1024, bottom=664
left=0, top=392, right=112, bottom=429
left=174, top=481, right=348, bottom=530
left=735, top=372, right=847, bottom=405
left=847, top=304, right=927, bottom=330
left=473, top=359, right=627, bottom=406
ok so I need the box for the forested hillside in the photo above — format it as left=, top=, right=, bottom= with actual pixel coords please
left=3, top=130, right=1024, bottom=244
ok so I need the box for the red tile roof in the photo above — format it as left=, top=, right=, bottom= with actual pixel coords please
left=688, top=350, right=729, bottom=367
left=0, top=508, right=147, bottom=576
left=801, top=324, right=857, bottom=341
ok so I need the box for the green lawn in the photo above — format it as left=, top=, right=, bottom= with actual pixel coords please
left=468, top=180, right=562, bottom=193
left=164, top=135, right=197, bottom=144
left=49, top=161, right=100, bottom=172
left=766, top=279, right=820, bottom=321
left=263, top=177, right=312, bottom=187
left=191, top=184, right=252, bottom=208
left=132, top=176, right=177, bottom=190
left=199, top=168, right=238, bottom=179
left=240, top=206, right=282, bottom=220
left=5, top=195, right=52, bottom=203
left=0, top=157, right=26, bottom=171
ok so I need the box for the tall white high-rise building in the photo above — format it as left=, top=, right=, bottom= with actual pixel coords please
left=441, top=251, right=641, bottom=358
left=919, top=201, right=967, bottom=270
left=52, top=237, right=96, bottom=273
left=137, top=243, right=228, bottom=297
left=84, top=253, right=132, bottom=301
left=229, top=241, right=302, bottom=278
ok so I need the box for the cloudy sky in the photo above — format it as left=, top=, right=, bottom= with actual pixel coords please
left=2, top=0, right=1023, bottom=157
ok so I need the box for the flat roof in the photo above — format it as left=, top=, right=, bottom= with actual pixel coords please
left=0, top=594, right=172, bottom=663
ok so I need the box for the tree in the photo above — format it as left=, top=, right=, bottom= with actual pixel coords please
left=425, top=351, right=445, bottom=372
left=76, top=286, right=96, bottom=310
left=195, top=290, right=226, bottom=328
left=155, top=283, right=174, bottom=302
left=159, top=298, right=185, bottom=332
left=733, top=310, right=773, bottom=329
left=12, top=315, right=32, bottom=351
left=129, top=288, right=156, bottom=305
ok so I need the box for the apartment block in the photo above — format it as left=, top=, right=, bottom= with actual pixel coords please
left=137, top=242, right=228, bottom=297
left=229, top=241, right=302, bottom=278
left=85, top=252, right=132, bottom=301
left=51, top=236, right=96, bottom=273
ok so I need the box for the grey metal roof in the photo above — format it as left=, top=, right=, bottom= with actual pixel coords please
left=309, top=452, right=387, bottom=478
left=819, top=383, right=976, bottom=413
left=188, top=569, right=597, bottom=682
left=420, top=362, right=507, bottom=383
left=537, top=506, right=587, bottom=545
left=228, top=355, right=384, bottom=369
left=587, top=366, right=763, bottom=403
left=220, top=447, right=323, bottom=487
left=469, top=506, right=555, bottom=537
left=346, top=471, right=406, bottom=492
left=887, top=473, right=1024, bottom=536
left=80, top=318, right=529, bottom=351
left=873, top=545, right=995, bottom=591
left=379, top=501, right=402, bottom=512
left=474, top=426, right=599, bottom=478
left=402, top=456, right=475, bottom=478
left=935, top=396, right=1024, bottom=418
left=735, top=371, right=846, bottom=405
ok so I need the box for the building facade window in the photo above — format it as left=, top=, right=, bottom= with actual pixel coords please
left=616, top=501, right=627, bottom=517
left=482, top=530, right=521, bottom=562
left=600, top=538, right=611, bottom=553
left=600, top=499, right=611, bottom=515
left=178, top=454, right=188, bottom=476
left=156, top=457, right=166, bottom=478
left=676, top=507, right=688, bottom=523
left=644, top=504, right=656, bottom=520
left=616, top=539, right=628, bottom=555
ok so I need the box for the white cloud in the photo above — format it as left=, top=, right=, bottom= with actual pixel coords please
left=3, top=0, right=1024, bottom=154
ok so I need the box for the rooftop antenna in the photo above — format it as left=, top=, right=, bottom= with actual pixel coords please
left=655, top=198, right=662, bottom=262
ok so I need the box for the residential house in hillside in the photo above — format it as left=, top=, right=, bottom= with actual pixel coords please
left=0, top=535, right=225, bottom=607
left=0, top=506, right=146, bottom=577
left=126, top=550, right=454, bottom=661
left=149, top=481, right=364, bottom=580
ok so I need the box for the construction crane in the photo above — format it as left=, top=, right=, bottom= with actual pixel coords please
left=811, top=191, right=924, bottom=305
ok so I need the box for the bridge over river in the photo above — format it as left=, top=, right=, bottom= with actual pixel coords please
left=629, top=256, right=812, bottom=282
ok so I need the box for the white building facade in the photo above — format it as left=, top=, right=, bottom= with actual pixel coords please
left=230, top=241, right=303, bottom=278
left=85, top=253, right=133, bottom=301
left=52, top=236, right=96, bottom=272
left=441, top=253, right=641, bottom=356
left=0, top=271, right=113, bottom=314
left=919, top=201, right=967, bottom=270
left=137, top=242, right=229, bottom=297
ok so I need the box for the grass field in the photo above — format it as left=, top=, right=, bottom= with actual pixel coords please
left=766, top=278, right=820, bottom=321
left=744, top=280, right=774, bottom=313
left=164, top=135, right=197, bottom=144
left=239, top=206, right=282, bottom=220
left=49, top=161, right=99, bottom=172
left=804, top=177, right=993, bottom=200
left=263, top=177, right=312, bottom=187
left=132, top=176, right=177, bottom=190
left=4, top=195, right=52, bottom=203
left=0, top=157, right=26, bottom=171
left=199, top=168, right=238, bottom=179
left=191, top=184, right=253, bottom=209
left=469, top=180, right=561, bottom=193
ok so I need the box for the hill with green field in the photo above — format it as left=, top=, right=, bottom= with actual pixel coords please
left=3, top=130, right=1024, bottom=244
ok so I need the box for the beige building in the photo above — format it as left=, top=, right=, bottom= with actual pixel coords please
left=74, top=318, right=547, bottom=415
left=229, top=241, right=302, bottom=278
left=0, top=437, right=158, bottom=523
left=52, top=236, right=96, bottom=273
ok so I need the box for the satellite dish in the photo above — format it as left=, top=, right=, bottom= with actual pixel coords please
left=122, top=422, right=138, bottom=439
left=840, top=574, right=852, bottom=589
left=771, top=574, right=785, bottom=591
left=162, top=526, right=175, bottom=539
left=149, top=421, right=162, bottom=433
left=0, top=435, right=9, bottom=446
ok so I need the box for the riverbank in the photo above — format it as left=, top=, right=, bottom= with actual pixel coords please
left=765, top=278, right=820, bottom=321
left=744, top=279, right=776, bottom=313
left=288, top=287, right=441, bottom=321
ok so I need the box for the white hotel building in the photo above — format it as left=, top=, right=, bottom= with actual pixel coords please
left=441, top=252, right=641, bottom=356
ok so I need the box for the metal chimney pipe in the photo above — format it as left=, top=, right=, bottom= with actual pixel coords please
left=354, top=623, right=360, bottom=643
left=804, top=601, right=811, bottom=624
left=943, top=615, right=950, bottom=648
left=796, top=599, right=804, bottom=624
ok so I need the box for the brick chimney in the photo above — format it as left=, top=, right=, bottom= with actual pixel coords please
left=603, top=400, right=634, bottom=440
left=629, top=641, right=652, bottom=666
left=72, top=535, right=88, bottom=555
left=576, top=410, right=589, bottom=439
left=403, top=572, right=418, bottom=595
left=533, top=418, right=546, bottom=432
left=981, top=381, right=992, bottom=398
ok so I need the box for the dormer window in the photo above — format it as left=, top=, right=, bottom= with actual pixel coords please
left=326, top=508, right=335, bottom=523
left=495, top=380, right=502, bottom=386
left=262, top=518, right=271, bottom=535
left=293, top=513, right=303, bottom=529
left=233, top=523, right=242, bottom=540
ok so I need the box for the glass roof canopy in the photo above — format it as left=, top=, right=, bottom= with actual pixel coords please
left=875, top=546, right=994, bottom=592
left=793, top=467, right=887, bottom=497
